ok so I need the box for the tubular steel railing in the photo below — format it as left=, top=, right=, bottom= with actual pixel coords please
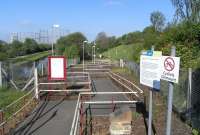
left=70, top=92, right=139, bottom=135
left=0, top=88, right=38, bottom=135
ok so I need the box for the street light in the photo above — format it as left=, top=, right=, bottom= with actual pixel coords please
left=93, top=42, right=96, bottom=64
left=52, top=24, right=60, bottom=55
left=91, top=45, right=93, bottom=63
left=83, top=40, right=88, bottom=71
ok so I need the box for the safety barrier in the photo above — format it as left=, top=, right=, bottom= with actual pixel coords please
left=0, top=89, right=37, bottom=135
left=70, top=91, right=140, bottom=135
left=35, top=70, right=92, bottom=99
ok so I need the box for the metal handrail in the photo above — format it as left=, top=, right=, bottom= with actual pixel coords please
left=0, top=88, right=36, bottom=129
left=3, top=87, right=35, bottom=111
left=108, top=71, right=143, bottom=93
left=70, top=91, right=140, bottom=135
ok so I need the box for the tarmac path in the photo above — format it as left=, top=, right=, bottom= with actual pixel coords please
left=12, top=77, right=129, bottom=135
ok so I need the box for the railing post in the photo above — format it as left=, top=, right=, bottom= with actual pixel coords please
left=85, top=108, right=88, bottom=135
left=79, top=102, right=83, bottom=135
left=34, top=68, right=39, bottom=99
left=89, top=105, right=92, bottom=135
left=0, top=110, right=4, bottom=135
left=0, top=62, right=2, bottom=87
left=187, top=68, right=192, bottom=122
left=41, top=63, right=44, bottom=76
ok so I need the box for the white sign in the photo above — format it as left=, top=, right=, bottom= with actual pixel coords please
left=140, top=55, right=161, bottom=90
left=48, top=56, right=66, bottom=80
left=161, top=56, right=180, bottom=83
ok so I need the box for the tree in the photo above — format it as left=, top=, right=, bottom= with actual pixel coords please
left=171, top=0, right=200, bottom=23
left=8, top=40, right=24, bottom=57
left=56, top=32, right=87, bottom=58
left=0, top=42, right=8, bottom=60
left=150, top=11, right=166, bottom=32
left=119, top=31, right=143, bottom=45
left=95, top=32, right=109, bottom=50
left=63, top=45, right=79, bottom=58
left=107, top=36, right=117, bottom=48
left=143, top=26, right=160, bottom=48
left=23, top=38, right=39, bottom=54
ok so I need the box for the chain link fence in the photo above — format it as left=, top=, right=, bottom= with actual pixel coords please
left=0, top=57, right=80, bottom=90
left=191, top=69, right=200, bottom=131
left=122, top=59, right=200, bottom=131
left=0, top=57, right=81, bottom=134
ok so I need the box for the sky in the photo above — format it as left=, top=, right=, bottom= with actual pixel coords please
left=0, top=0, right=175, bottom=42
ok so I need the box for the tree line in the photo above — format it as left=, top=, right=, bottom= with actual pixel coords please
left=93, top=0, right=200, bottom=68
left=0, top=38, right=51, bottom=61
left=52, top=0, right=200, bottom=68
left=55, top=32, right=87, bottom=59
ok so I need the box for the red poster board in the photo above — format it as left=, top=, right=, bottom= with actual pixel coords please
left=48, top=56, right=67, bottom=80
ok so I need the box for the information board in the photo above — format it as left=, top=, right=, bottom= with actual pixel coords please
left=48, top=56, right=66, bottom=80
left=140, top=55, right=161, bottom=90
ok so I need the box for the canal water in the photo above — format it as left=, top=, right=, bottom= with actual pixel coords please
left=1, top=57, right=80, bottom=89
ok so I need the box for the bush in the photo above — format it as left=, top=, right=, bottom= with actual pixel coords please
left=56, top=32, right=87, bottom=58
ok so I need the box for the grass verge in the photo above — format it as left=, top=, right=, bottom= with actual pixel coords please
left=0, top=87, right=27, bottom=109
left=102, top=43, right=143, bottom=62
left=10, top=51, right=51, bottom=64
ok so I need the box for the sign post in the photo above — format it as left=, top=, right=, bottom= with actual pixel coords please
left=0, top=62, right=2, bottom=87
left=148, top=88, right=153, bottom=135
left=140, top=47, right=161, bottom=135
left=140, top=46, right=180, bottom=135
left=165, top=46, right=176, bottom=135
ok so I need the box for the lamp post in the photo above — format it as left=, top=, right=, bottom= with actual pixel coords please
left=83, top=40, right=88, bottom=71
left=93, top=42, right=96, bottom=64
left=52, top=24, right=60, bottom=55
left=92, top=45, right=94, bottom=63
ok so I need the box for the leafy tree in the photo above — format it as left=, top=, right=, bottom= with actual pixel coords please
left=119, top=31, right=143, bottom=44
left=150, top=11, right=166, bottom=32
left=56, top=32, right=87, bottom=58
left=143, top=26, right=160, bottom=49
left=95, top=32, right=109, bottom=50
left=63, top=45, right=79, bottom=58
left=0, top=42, right=8, bottom=60
left=8, top=40, right=24, bottom=57
left=107, top=36, right=117, bottom=48
left=23, top=38, right=39, bottom=54
left=0, top=38, right=50, bottom=60
left=171, top=0, right=200, bottom=23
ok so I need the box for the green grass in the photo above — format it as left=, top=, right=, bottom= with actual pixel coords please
left=111, top=66, right=140, bottom=82
left=0, top=88, right=27, bottom=109
left=10, top=51, right=51, bottom=64
left=112, top=67, right=132, bottom=75
left=192, top=129, right=200, bottom=135
left=0, top=87, right=28, bottom=119
left=132, top=111, right=141, bottom=119
left=102, top=43, right=143, bottom=63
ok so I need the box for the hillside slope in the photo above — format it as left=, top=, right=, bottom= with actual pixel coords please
left=102, top=43, right=143, bottom=63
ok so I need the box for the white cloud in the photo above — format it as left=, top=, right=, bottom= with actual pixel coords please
left=104, top=0, right=123, bottom=6
left=19, top=19, right=32, bottom=26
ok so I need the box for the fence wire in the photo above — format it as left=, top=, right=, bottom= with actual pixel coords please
left=123, top=59, right=200, bottom=131
left=191, top=69, right=200, bottom=130
left=0, top=58, right=80, bottom=90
